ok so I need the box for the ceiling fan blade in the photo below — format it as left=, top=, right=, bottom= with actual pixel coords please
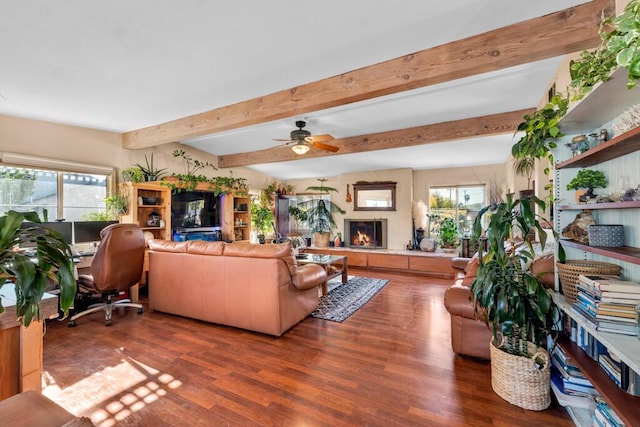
left=305, top=134, right=334, bottom=143
left=312, top=141, right=340, bottom=152
left=272, top=138, right=293, bottom=142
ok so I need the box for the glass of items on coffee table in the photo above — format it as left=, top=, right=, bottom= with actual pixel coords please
left=296, top=253, right=348, bottom=295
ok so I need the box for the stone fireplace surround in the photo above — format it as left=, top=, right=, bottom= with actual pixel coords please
left=343, top=218, right=387, bottom=249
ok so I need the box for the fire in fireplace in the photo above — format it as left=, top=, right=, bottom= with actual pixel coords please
left=344, top=219, right=387, bottom=249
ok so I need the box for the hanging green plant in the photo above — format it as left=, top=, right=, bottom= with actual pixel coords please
left=513, top=1, right=640, bottom=170
left=570, top=0, right=640, bottom=97
left=511, top=94, right=569, bottom=174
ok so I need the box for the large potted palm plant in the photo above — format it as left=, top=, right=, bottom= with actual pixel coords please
left=470, top=193, right=557, bottom=411
left=0, top=210, right=76, bottom=326
left=299, top=179, right=345, bottom=248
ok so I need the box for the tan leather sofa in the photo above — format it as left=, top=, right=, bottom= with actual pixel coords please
left=147, top=240, right=327, bottom=336
left=443, top=251, right=555, bottom=360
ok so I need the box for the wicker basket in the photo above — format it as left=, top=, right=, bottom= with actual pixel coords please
left=556, top=260, right=622, bottom=304
left=490, top=340, right=551, bottom=411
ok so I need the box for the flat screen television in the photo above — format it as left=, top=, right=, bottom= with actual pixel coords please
left=73, top=220, right=119, bottom=243
left=20, top=221, right=73, bottom=246
left=171, top=191, right=221, bottom=229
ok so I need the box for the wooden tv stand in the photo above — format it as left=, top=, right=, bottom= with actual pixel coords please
left=304, top=247, right=456, bottom=279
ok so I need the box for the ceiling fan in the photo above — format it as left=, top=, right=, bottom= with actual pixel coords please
left=273, top=120, right=339, bottom=155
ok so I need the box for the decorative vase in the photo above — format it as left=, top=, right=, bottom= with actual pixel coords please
left=420, top=238, right=437, bottom=252
left=414, top=228, right=425, bottom=249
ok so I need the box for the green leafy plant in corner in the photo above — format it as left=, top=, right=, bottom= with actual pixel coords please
left=0, top=210, right=76, bottom=326
left=470, top=193, right=557, bottom=357
left=251, top=198, right=274, bottom=242
left=298, top=179, right=345, bottom=234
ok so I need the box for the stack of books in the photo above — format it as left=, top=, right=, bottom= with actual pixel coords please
left=573, top=275, right=640, bottom=336
left=593, top=401, right=625, bottom=426
left=550, top=343, right=599, bottom=398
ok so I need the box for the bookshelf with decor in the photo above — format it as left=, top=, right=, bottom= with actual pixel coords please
left=553, top=67, right=640, bottom=426
left=119, top=181, right=171, bottom=287
left=222, top=194, right=251, bottom=242
left=120, top=181, right=172, bottom=241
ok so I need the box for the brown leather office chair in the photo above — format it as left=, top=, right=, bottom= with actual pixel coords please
left=68, top=223, right=145, bottom=327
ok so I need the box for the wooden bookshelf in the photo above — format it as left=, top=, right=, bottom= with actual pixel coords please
left=557, top=201, right=640, bottom=211
left=557, top=335, right=640, bottom=427
left=558, top=239, right=640, bottom=266
left=556, top=126, right=640, bottom=170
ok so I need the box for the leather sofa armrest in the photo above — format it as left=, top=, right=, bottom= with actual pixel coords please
left=294, top=264, right=327, bottom=290
left=451, top=257, right=471, bottom=271
left=444, top=284, right=481, bottom=320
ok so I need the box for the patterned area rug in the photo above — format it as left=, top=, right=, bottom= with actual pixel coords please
left=310, top=276, right=389, bottom=322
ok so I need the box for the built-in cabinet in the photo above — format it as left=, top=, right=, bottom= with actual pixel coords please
left=222, top=194, right=251, bottom=242
left=554, top=68, right=640, bottom=426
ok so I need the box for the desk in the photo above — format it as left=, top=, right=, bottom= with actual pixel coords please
left=0, top=282, right=58, bottom=399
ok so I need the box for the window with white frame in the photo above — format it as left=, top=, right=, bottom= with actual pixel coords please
left=0, top=156, right=113, bottom=221
left=428, top=185, right=485, bottom=236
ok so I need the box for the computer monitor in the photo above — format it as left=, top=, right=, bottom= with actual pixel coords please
left=20, top=221, right=73, bottom=246
left=73, top=221, right=119, bottom=243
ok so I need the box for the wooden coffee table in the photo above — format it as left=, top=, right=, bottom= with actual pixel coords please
left=296, top=253, right=348, bottom=295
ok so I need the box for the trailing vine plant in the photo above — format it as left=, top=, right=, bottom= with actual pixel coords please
left=512, top=1, right=640, bottom=175
left=161, top=149, right=248, bottom=195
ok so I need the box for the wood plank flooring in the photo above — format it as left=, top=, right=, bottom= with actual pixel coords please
left=41, top=269, right=572, bottom=426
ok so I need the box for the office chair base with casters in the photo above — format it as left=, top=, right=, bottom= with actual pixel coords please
left=68, top=291, right=144, bottom=327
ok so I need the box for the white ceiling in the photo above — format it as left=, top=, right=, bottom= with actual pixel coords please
left=0, top=1, right=586, bottom=180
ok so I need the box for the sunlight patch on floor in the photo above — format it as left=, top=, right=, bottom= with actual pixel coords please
left=43, top=357, right=182, bottom=426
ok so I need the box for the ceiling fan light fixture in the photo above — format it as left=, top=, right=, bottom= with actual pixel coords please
left=291, top=142, right=310, bottom=155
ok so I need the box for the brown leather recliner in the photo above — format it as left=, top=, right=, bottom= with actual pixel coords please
left=68, top=223, right=145, bottom=327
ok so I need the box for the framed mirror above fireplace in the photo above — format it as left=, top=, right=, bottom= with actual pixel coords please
left=353, top=182, right=396, bottom=211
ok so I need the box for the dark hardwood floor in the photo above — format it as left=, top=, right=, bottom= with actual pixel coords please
left=42, top=269, right=572, bottom=426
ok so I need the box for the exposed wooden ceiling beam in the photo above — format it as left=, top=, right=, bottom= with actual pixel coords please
left=122, top=1, right=611, bottom=150
left=218, top=109, right=534, bottom=168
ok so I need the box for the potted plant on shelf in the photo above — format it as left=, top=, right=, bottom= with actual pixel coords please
left=566, top=169, right=607, bottom=203
left=136, top=153, right=167, bottom=182
left=438, top=217, right=460, bottom=252
left=299, top=179, right=345, bottom=248
left=0, top=210, right=76, bottom=327
left=513, top=155, right=536, bottom=199
left=121, top=167, right=143, bottom=183
left=470, top=193, right=556, bottom=411
left=104, top=186, right=129, bottom=218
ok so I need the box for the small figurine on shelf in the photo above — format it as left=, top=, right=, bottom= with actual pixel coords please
left=599, top=128, right=609, bottom=144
